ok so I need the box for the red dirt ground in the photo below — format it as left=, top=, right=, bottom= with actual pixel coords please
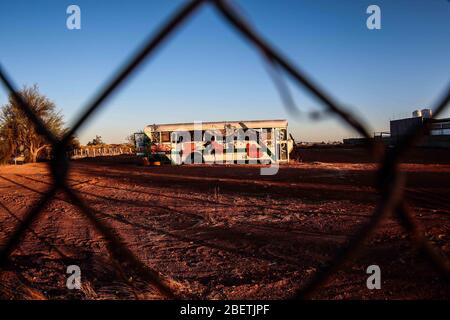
left=0, top=148, right=449, bottom=300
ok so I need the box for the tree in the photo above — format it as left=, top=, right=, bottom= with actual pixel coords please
left=86, top=135, right=104, bottom=146
left=126, top=131, right=147, bottom=152
left=67, top=135, right=81, bottom=151
left=0, top=85, right=65, bottom=163
left=126, top=133, right=136, bottom=147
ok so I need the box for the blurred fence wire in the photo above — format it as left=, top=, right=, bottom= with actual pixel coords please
left=0, top=0, right=449, bottom=299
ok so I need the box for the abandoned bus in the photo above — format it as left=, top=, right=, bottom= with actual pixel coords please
left=139, top=119, right=293, bottom=165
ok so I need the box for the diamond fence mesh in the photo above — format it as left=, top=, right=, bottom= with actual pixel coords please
left=0, top=0, right=449, bottom=299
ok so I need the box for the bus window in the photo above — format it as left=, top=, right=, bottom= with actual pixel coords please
left=188, top=130, right=204, bottom=141
left=161, top=131, right=170, bottom=142
left=262, top=128, right=272, bottom=140
left=150, top=131, right=160, bottom=143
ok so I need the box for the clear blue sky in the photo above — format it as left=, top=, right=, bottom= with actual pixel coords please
left=1, top=0, right=449, bottom=144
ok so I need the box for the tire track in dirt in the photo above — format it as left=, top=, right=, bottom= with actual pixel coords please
left=0, top=174, right=316, bottom=298
left=7, top=173, right=344, bottom=268
left=4, top=171, right=359, bottom=299
left=3, top=161, right=448, bottom=299
left=16, top=172, right=366, bottom=236
left=0, top=175, right=120, bottom=262
left=73, top=162, right=377, bottom=203
left=21, top=171, right=376, bottom=221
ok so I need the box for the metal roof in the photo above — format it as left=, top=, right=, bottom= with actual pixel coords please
left=145, top=119, right=288, bottom=132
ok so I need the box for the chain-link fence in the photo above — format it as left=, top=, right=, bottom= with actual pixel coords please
left=0, top=0, right=449, bottom=299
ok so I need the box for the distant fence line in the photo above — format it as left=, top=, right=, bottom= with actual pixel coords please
left=69, top=146, right=133, bottom=159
